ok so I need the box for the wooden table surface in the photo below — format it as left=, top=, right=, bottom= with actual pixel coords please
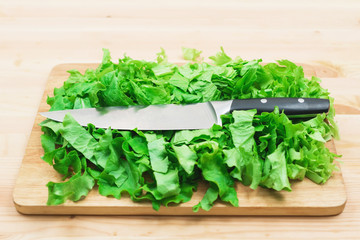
left=1, top=0, right=360, bottom=239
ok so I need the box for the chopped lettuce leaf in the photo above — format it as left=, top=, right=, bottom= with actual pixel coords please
left=47, top=171, right=95, bottom=205
left=193, top=185, right=219, bottom=212
left=59, top=113, right=99, bottom=163
left=209, top=47, right=232, bottom=66
left=172, top=145, right=197, bottom=175
left=182, top=47, right=202, bottom=62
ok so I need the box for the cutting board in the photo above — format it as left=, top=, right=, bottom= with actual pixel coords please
left=13, top=63, right=347, bottom=216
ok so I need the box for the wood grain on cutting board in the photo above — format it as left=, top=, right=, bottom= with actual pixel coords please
left=12, top=63, right=346, bottom=215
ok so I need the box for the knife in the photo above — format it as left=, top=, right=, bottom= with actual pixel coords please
left=40, top=98, right=330, bottom=130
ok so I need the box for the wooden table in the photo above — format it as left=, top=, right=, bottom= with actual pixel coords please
left=1, top=0, right=360, bottom=239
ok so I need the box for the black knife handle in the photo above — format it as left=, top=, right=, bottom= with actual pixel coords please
left=230, top=98, right=330, bottom=116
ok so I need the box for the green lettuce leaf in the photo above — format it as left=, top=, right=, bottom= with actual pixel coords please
left=209, top=47, right=232, bottom=66
left=193, top=184, right=219, bottom=212
left=182, top=47, right=202, bottom=62
left=59, top=113, right=99, bottom=164
left=195, top=141, right=239, bottom=207
left=47, top=171, right=95, bottom=205
left=172, top=145, right=197, bottom=175
left=146, top=135, right=169, bottom=174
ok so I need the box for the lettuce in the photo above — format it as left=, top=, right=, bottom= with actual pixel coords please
left=40, top=48, right=340, bottom=211
left=182, top=47, right=202, bottom=62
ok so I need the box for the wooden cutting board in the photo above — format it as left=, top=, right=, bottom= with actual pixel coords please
left=13, top=63, right=347, bottom=216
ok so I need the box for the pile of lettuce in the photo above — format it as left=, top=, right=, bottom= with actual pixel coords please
left=40, top=48, right=340, bottom=211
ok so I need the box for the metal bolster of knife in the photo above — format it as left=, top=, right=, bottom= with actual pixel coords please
left=208, top=100, right=234, bottom=126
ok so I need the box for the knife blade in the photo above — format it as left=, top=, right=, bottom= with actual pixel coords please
left=40, top=98, right=330, bottom=130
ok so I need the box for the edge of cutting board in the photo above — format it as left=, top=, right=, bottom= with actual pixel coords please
left=13, top=63, right=347, bottom=216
